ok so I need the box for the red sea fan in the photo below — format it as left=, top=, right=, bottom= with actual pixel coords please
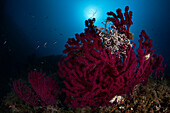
left=58, top=6, right=165, bottom=109
left=58, top=19, right=137, bottom=108
left=13, top=79, right=40, bottom=106
left=28, top=70, right=60, bottom=106
left=107, top=6, right=133, bottom=36
left=13, top=70, right=60, bottom=107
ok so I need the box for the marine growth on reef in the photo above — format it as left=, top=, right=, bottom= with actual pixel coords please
left=58, top=6, right=165, bottom=109
left=11, top=6, right=166, bottom=110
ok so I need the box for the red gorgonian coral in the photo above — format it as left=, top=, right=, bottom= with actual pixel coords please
left=58, top=6, right=165, bottom=109
left=13, top=70, right=60, bottom=107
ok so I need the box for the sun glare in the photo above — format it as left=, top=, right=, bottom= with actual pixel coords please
left=84, top=6, right=100, bottom=19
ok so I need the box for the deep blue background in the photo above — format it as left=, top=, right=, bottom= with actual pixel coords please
left=0, top=0, right=170, bottom=98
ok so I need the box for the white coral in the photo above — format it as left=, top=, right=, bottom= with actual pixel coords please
left=109, top=95, right=124, bottom=104
left=98, top=22, right=132, bottom=56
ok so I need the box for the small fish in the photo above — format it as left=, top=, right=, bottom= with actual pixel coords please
left=3, top=41, right=7, bottom=45
left=100, top=27, right=104, bottom=30
left=36, top=45, right=40, bottom=49
left=52, top=41, right=57, bottom=45
left=44, top=42, right=47, bottom=48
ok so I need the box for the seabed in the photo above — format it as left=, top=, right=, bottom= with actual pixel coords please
left=0, top=75, right=169, bottom=113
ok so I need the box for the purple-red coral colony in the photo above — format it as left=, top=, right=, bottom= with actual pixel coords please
left=58, top=6, right=165, bottom=108
left=12, top=6, right=165, bottom=109
left=13, top=70, right=60, bottom=107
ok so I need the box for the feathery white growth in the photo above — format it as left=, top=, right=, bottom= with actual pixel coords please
left=145, top=53, right=150, bottom=61
left=109, top=95, right=124, bottom=104
left=97, top=21, right=132, bottom=56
